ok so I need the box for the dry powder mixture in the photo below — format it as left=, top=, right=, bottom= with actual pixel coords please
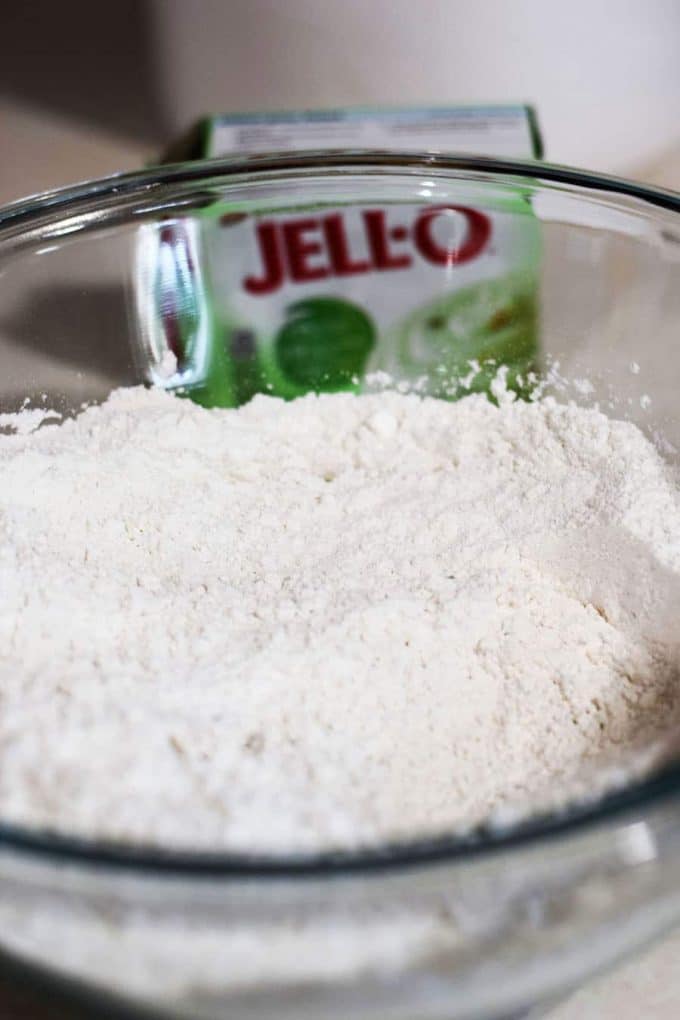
left=1, top=385, right=679, bottom=851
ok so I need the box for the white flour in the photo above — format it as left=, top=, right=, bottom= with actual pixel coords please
left=0, top=385, right=679, bottom=852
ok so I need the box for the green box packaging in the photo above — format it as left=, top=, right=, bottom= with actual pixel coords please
left=138, top=105, right=543, bottom=407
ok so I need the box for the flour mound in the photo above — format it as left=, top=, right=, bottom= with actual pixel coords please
left=0, top=387, right=678, bottom=852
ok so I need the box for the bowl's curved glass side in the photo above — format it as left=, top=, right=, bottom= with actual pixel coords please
left=0, top=801, right=678, bottom=1019
left=0, top=224, right=144, bottom=416
left=1, top=159, right=680, bottom=1019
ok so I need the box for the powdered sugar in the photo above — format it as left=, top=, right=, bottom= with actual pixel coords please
left=0, top=386, right=678, bottom=852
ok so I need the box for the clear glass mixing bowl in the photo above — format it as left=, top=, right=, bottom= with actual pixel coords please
left=1, top=152, right=680, bottom=1020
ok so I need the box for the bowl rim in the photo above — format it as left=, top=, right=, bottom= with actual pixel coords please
left=2, top=149, right=680, bottom=231
left=1, top=149, right=679, bottom=878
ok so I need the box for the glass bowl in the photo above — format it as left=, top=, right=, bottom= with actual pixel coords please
left=1, top=152, right=680, bottom=1020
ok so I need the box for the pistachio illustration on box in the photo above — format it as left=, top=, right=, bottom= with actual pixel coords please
left=217, top=297, right=376, bottom=405
left=275, top=297, right=376, bottom=391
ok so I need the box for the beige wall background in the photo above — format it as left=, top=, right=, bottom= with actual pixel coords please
left=152, top=0, right=680, bottom=174
left=2, top=0, right=680, bottom=206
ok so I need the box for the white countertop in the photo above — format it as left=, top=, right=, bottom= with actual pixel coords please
left=0, top=98, right=678, bottom=1020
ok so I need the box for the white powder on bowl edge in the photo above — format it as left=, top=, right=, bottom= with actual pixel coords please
left=0, top=384, right=679, bottom=853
